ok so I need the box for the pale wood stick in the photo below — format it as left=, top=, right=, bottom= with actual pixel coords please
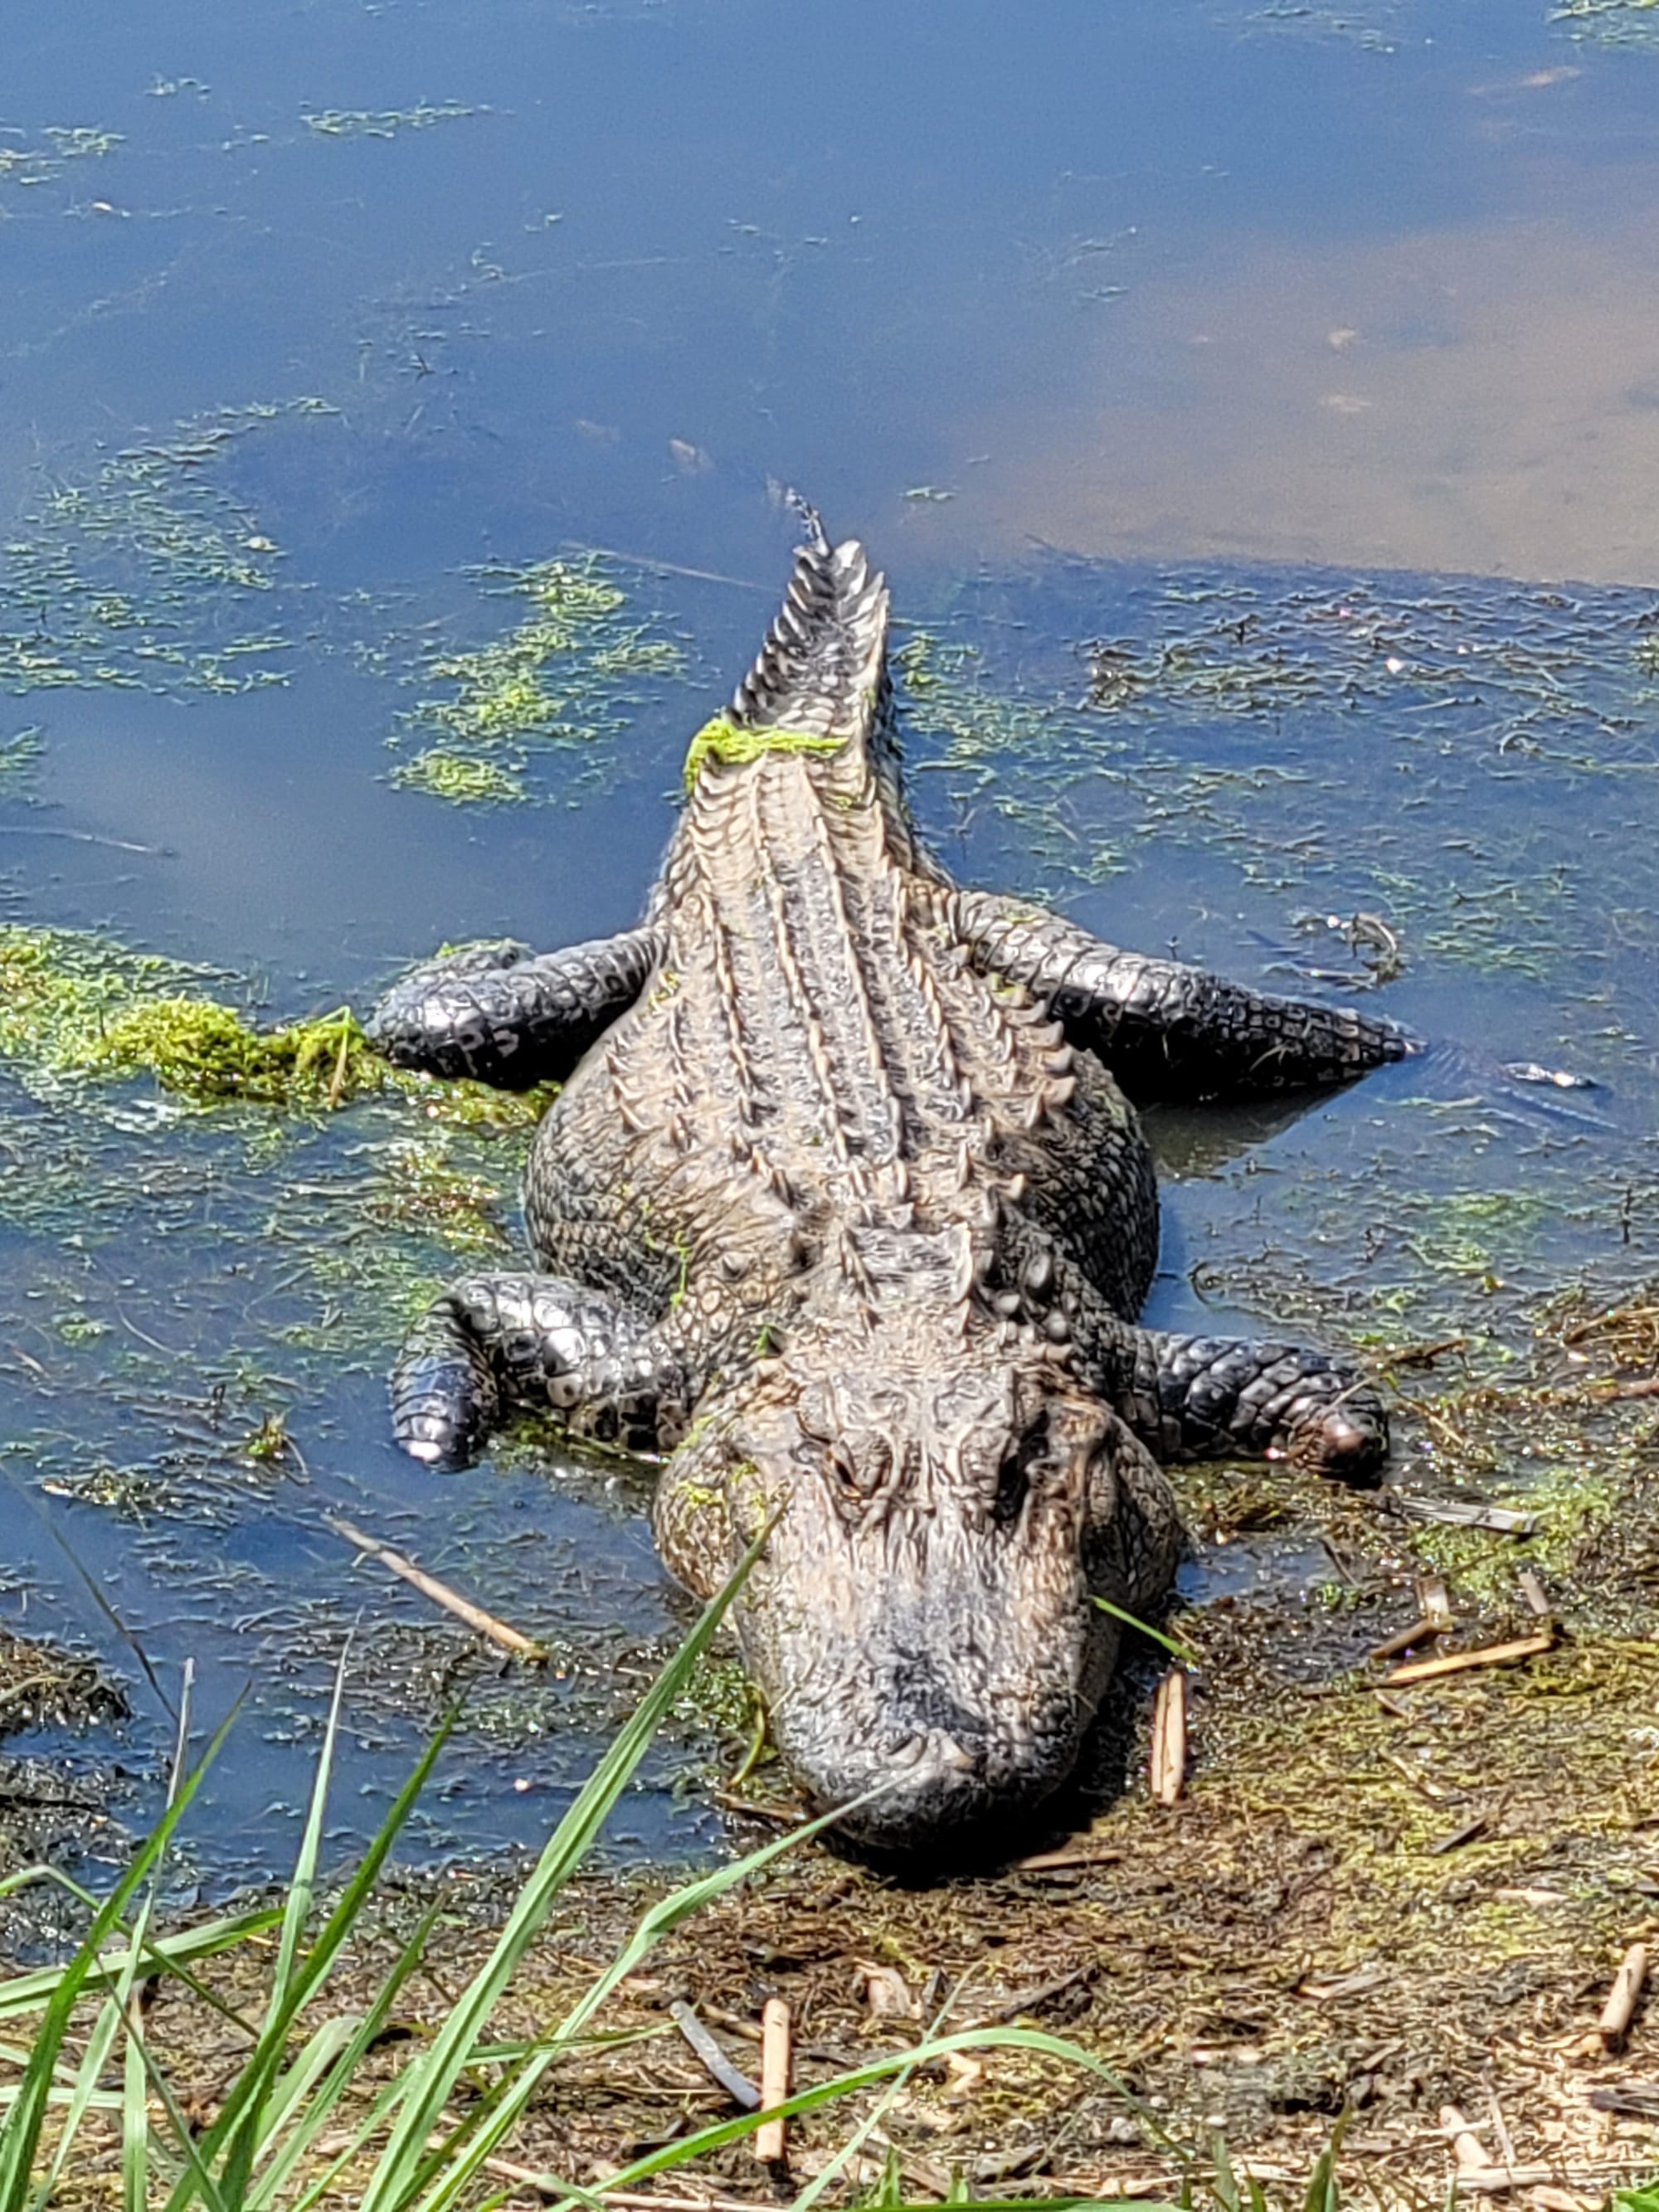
left=754, top=1997, right=791, bottom=2165
left=1384, top=1632, right=1554, bottom=1687
left=1453, top=2166, right=1560, bottom=2195
left=1439, top=2104, right=1490, bottom=2171
left=1517, top=1568, right=1551, bottom=1617
left=324, top=1513, right=546, bottom=1659
left=1418, top=1573, right=1453, bottom=1630
left=1150, top=1668, right=1186, bottom=1806
left=1368, top=1617, right=1444, bottom=1665
left=1598, top=1941, right=1647, bottom=2050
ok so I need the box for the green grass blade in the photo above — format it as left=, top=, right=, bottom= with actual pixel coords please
left=270, top=1647, right=350, bottom=2010
left=161, top=1712, right=456, bottom=2212
left=0, top=1908, right=281, bottom=2023
left=244, top=1907, right=443, bottom=2212
left=216, top=1646, right=353, bottom=2206
left=285, top=2073, right=417, bottom=2212
left=359, top=1544, right=760, bottom=2212
left=0, top=1693, right=239, bottom=2205
left=123, top=2013, right=149, bottom=2212
left=29, top=1652, right=201, bottom=2212
left=1091, top=1597, right=1197, bottom=1665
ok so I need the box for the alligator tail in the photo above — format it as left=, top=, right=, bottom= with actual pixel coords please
left=726, top=509, right=896, bottom=756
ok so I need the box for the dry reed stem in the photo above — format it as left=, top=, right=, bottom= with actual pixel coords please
left=1598, top=1942, right=1647, bottom=2050
left=324, top=1512, right=546, bottom=1658
left=754, top=1997, right=791, bottom=2165
left=1384, top=1631, right=1554, bottom=1687
left=1150, top=1667, right=1186, bottom=1806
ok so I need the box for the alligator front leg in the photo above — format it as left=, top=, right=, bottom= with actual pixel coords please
left=954, top=891, right=1414, bottom=1101
left=367, top=928, right=663, bottom=1089
left=392, top=1272, right=690, bottom=1467
left=1077, top=1310, right=1386, bottom=1481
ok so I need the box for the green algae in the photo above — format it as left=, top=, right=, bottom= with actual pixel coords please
left=0, top=927, right=381, bottom=1110
left=0, top=923, right=557, bottom=1130
left=302, top=101, right=484, bottom=139
left=0, top=125, right=122, bottom=191
left=0, top=401, right=330, bottom=700
left=0, top=728, right=42, bottom=792
left=904, top=564, right=1659, bottom=1009
left=390, top=749, right=529, bottom=805
left=680, top=712, right=841, bottom=791
left=1551, top=0, right=1659, bottom=48
left=387, top=557, right=685, bottom=808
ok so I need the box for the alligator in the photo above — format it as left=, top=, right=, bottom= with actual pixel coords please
left=368, top=517, right=1413, bottom=1857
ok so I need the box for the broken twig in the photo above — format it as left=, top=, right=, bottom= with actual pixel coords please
left=1598, top=1942, right=1647, bottom=2051
left=1389, top=1636, right=1557, bottom=1680
left=754, top=1997, right=791, bottom=2164
left=1517, top=1568, right=1551, bottom=1617
left=669, top=2001, right=761, bottom=2110
left=1368, top=1616, right=1446, bottom=1665
left=323, top=1514, right=545, bottom=1659
left=1384, top=1632, right=1554, bottom=1688
left=1150, top=1667, right=1186, bottom=1806
left=1392, top=1497, right=1538, bottom=1537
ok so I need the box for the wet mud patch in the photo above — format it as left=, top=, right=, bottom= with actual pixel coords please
left=0, top=1630, right=134, bottom=1961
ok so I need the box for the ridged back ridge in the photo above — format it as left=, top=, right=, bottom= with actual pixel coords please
left=727, top=525, right=897, bottom=756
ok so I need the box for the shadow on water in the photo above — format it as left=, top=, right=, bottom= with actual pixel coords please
left=2, top=0, right=1659, bottom=1904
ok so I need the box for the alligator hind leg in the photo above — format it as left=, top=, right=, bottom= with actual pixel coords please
left=367, top=927, right=664, bottom=1089
left=392, top=1272, right=689, bottom=1467
left=953, top=891, right=1415, bottom=1101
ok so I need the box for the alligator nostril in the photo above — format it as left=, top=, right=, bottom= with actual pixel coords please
left=888, top=1733, right=930, bottom=1770
left=932, top=1733, right=978, bottom=1773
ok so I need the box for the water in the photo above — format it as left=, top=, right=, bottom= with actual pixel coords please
left=2, top=0, right=1659, bottom=1898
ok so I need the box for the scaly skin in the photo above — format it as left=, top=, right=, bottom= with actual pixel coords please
left=369, top=517, right=1410, bottom=1858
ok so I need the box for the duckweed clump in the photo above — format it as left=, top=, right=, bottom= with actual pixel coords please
left=389, top=557, right=685, bottom=806
left=389, top=748, right=528, bottom=805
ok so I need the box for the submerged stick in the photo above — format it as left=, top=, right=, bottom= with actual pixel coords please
left=323, top=1513, right=545, bottom=1659
left=1384, top=1632, right=1554, bottom=1687
left=1150, top=1667, right=1187, bottom=1806
left=754, top=1996, right=792, bottom=2164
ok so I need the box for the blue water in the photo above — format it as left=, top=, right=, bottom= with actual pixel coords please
left=4, top=0, right=1659, bottom=1895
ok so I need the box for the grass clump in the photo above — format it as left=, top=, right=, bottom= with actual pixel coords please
left=0, top=1565, right=1176, bottom=2212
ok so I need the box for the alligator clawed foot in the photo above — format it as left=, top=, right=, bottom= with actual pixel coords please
left=1271, top=1397, right=1389, bottom=1486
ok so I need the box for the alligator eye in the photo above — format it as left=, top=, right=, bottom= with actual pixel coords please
left=827, top=1436, right=891, bottom=1498
left=994, top=1412, right=1049, bottom=1526
left=828, top=1439, right=862, bottom=1493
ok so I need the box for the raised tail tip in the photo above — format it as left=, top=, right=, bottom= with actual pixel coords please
left=782, top=485, right=831, bottom=556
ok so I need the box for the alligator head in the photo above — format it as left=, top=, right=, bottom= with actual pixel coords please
left=654, top=1335, right=1179, bottom=1861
